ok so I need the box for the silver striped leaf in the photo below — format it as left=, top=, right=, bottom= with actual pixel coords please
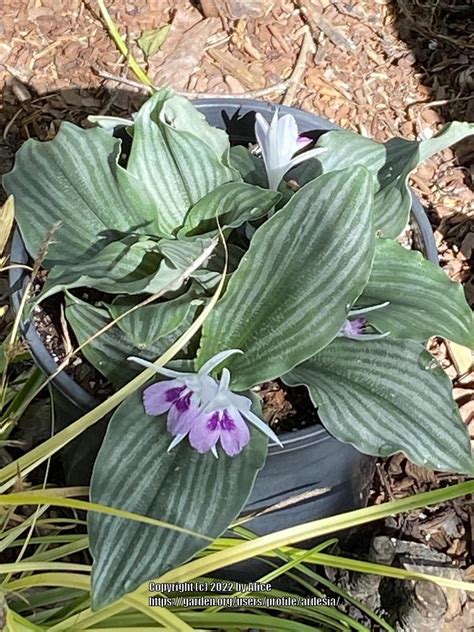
left=357, top=239, right=474, bottom=347
left=198, top=166, right=376, bottom=391
left=65, top=293, right=199, bottom=386
left=36, top=233, right=217, bottom=303
left=178, top=181, right=280, bottom=236
left=109, top=291, right=203, bottom=348
left=3, top=123, right=163, bottom=265
left=229, top=145, right=268, bottom=187
left=125, top=91, right=239, bottom=235
left=36, top=238, right=162, bottom=302
left=284, top=337, right=473, bottom=474
left=89, top=390, right=267, bottom=609
left=311, top=121, right=474, bottom=238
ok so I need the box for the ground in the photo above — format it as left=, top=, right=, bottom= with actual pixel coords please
left=0, top=0, right=473, bottom=627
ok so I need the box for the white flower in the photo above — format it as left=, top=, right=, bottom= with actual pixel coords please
left=255, top=110, right=327, bottom=190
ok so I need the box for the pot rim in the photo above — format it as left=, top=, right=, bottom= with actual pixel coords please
left=8, top=97, right=439, bottom=449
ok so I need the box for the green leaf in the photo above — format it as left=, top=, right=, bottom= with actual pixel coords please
left=310, top=122, right=474, bottom=238
left=229, top=146, right=268, bottom=187
left=357, top=239, right=474, bottom=347
left=2, top=123, right=161, bottom=265
left=158, top=235, right=225, bottom=288
left=124, top=91, right=239, bottom=235
left=89, top=390, right=267, bottom=609
left=198, top=167, right=376, bottom=390
left=137, top=25, right=171, bottom=58
left=109, top=292, right=203, bottom=349
left=155, top=235, right=244, bottom=291
left=64, top=294, right=199, bottom=386
left=284, top=338, right=473, bottom=474
left=36, top=235, right=218, bottom=303
left=178, top=182, right=280, bottom=236
left=36, top=238, right=161, bottom=302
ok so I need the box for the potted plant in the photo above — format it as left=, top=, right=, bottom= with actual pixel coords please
left=5, top=89, right=474, bottom=609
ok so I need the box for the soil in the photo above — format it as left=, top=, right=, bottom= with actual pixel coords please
left=259, top=380, right=320, bottom=431
left=32, top=298, right=113, bottom=400
left=0, top=0, right=473, bottom=624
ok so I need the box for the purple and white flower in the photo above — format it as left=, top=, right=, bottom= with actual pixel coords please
left=339, top=302, right=390, bottom=341
left=255, top=110, right=326, bottom=190
left=128, top=350, right=282, bottom=457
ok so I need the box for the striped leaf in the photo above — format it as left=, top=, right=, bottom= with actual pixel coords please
left=125, top=91, right=238, bottom=235
left=231, top=147, right=296, bottom=208
left=284, top=338, right=473, bottom=474
left=37, top=238, right=161, bottom=302
left=2, top=123, right=161, bottom=265
left=37, top=235, right=217, bottom=303
left=65, top=294, right=198, bottom=386
left=357, top=239, right=474, bottom=346
left=109, top=292, right=202, bottom=348
left=89, top=390, right=267, bottom=609
left=311, top=122, right=474, bottom=238
left=178, top=182, right=280, bottom=236
left=197, top=167, right=375, bottom=390
left=158, top=236, right=243, bottom=290
left=229, top=146, right=267, bottom=187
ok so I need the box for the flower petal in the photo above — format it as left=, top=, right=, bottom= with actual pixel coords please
left=348, top=301, right=390, bottom=316
left=167, top=433, right=186, bottom=452
left=167, top=392, right=200, bottom=436
left=342, top=316, right=367, bottom=337
left=128, top=356, right=184, bottom=378
left=255, top=113, right=271, bottom=160
left=277, top=113, right=299, bottom=158
left=143, top=380, right=185, bottom=416
left=345, top=331, right=391, bottom=341
left=219, top=408, right=250, bottom=457
left=225, top=390, right=253, bottom=412
left=267, top=166, right=288, bottom=191
left=198, top=349, right=243, bottom=377
left=188, top=411, right=221, bottom=454
left=287, top=146, right=327, bottom=170
left=241, top=408, right=283, bottom=447
left=296, top=134, right=313, bottom=148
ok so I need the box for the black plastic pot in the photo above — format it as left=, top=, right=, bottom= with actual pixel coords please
left=9, top=99, right=438, bottom=534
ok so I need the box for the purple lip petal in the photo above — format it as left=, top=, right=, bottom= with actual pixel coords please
left=296, top=134, right=312, bottom=148
left=342, top=316, right=367, bottom=337
left=174, top=390, right=193, bottom=412
left=219, top=409, right=250, bottom=457
left=167, top=395, right=200, bottom=436
left=188, top=408, right=250, bottom=457
left=165, top=385, right=188, bottom=403
left=143, top=380, right=185, bottom=416
left=189, top=411, right=221, bottom=454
